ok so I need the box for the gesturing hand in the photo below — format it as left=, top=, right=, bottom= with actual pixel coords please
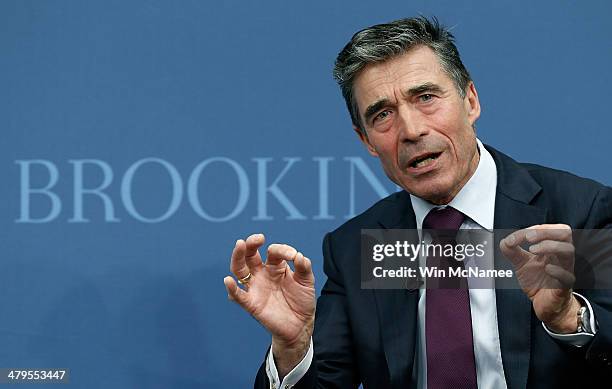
left=500, top=224, right=581, bottom=333
left=223, top=234, right=316, bottom=376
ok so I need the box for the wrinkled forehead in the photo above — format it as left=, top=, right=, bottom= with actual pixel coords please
left=352, top=47, right=450, bottom=109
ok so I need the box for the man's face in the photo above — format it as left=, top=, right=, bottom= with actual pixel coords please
left=352, top=46, right=481, bottom=205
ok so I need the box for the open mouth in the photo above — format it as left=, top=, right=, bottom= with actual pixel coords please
left=408, top=152, right=442, bottom=169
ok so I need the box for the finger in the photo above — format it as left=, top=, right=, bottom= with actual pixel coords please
left=223, top=276, right=250, bottom=308
left=230, top=239, right=250, bottom=279
left=544, top=264, right=576, bottom=289
left=266, top=244, right=298, bottom=267
left=525, top=225, right=572, bottom=244
left=501, top=229, right=528, bottom=248
left=244, top=233, right=265, bottom=272
left=528, top=240, right=574, bottom=260
left=293, top=252, right=314, bottom=286
left=500, top=230, right=531, bottom=268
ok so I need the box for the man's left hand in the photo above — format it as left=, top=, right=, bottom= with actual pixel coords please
left=500, top=224, right=581, bottom=333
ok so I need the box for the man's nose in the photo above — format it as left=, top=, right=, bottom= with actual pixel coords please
left=396, top=105, right=427, bottom=141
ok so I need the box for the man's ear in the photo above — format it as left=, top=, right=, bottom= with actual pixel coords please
left=464, top=81, right=481, bottom=126
left=353, top=125, right=379, bottom=157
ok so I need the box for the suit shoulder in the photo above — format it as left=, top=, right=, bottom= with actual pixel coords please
left=520, top=162, right=612, bottom=226
left=521, top=162, right=608, bottom=195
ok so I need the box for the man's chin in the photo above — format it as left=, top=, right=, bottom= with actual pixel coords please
left=403, top=182, right=455, bottom=204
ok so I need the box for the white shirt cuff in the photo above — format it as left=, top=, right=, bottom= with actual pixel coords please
left=542, top=292, right=598, bottom=347
left=265, top=338, right=313, bottom=389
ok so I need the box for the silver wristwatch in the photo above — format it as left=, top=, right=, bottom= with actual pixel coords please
left=577, top=304, right=592, bottom=333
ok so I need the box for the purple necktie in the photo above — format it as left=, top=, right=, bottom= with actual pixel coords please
left=424, top=207, right=477, bottom=389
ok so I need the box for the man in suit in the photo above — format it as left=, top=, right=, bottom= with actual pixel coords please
left=223, top=16, right=612, bottom=388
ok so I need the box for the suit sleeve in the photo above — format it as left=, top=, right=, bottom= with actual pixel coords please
left=254, top=232, right=361, bottom=388
left=578, top=186, right=612, bottom=372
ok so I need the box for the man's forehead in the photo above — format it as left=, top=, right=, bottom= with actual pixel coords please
left=353, top=47, right=448, bottom=103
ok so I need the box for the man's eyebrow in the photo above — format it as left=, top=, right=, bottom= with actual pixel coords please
left=406, top=82, right=444, bottom=96
left=362, top=83, right=445, bottom=123
left=364, top=98, right=390, bottom=123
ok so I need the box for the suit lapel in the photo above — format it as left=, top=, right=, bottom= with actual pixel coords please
left=373, top=191, right=419, bottom=389
left=489, top=145, right=548, bottom=389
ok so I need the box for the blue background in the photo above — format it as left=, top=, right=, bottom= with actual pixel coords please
left=1, top=1, right=611, bottom=387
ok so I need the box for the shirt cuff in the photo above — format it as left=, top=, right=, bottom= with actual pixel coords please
left=542, top=292, right=598, bottom=347
left=265, top=337, right=313, bottom=389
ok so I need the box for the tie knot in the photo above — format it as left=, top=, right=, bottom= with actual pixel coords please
left=423, top=206, right=465, bottom=231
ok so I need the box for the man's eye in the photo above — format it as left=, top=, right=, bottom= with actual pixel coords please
left=419, top=94, right=433, bottom=102
left=374, top=110, right=391, bottom=123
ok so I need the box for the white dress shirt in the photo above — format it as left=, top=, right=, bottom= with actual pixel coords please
left=266, top=139, right=597, bottom=388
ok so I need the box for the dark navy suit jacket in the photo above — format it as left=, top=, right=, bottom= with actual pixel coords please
left=255, top=145, right=612, bottom=388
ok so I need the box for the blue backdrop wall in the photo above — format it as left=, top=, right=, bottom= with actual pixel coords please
left=2, top=1, right=611, bottom=387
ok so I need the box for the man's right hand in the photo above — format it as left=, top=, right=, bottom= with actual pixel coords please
left=223, top=233, right=316, bottom=378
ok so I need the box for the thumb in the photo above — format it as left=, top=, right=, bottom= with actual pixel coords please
left=223, top=276, right=250, bottom=309
left=500, top=231, right=531, bottom=269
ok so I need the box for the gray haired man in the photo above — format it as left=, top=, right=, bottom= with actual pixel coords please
left=225, top=16, right=612, bottom=388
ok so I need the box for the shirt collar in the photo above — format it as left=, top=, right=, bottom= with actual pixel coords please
left=409, top=138, right=497, bottom=230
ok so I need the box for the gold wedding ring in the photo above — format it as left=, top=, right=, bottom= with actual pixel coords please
left=237, top=273, right=252, bottom=285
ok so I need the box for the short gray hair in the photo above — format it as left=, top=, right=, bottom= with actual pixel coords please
left=333, top=16, right=472, bottom=131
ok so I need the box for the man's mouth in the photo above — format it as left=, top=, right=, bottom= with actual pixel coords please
left=408, top=152, right=442, bottom=169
